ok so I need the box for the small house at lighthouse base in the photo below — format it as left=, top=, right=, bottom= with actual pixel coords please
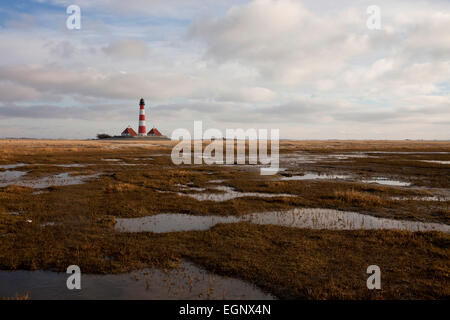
left=147, top=128, right=163, bottom=137
left=121, top=126, right=137, bottom=137
left=111, top=129, right=169, bottom=140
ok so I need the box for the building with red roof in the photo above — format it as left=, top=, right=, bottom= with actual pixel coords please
left=147, top=128, right=163, bottom=137
left=121, top=126, right=137, bottom=137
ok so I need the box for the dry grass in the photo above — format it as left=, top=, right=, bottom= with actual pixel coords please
left=333, top=189, right=384, bottom=207
left=0, top=139, right=449, bottom=299
left=278, top=139, right=450, bottom=152
left=0, top=293, right=30, bottom=300
left=183, top=223, right=450, bottom=299
left=103, top=182, right=140, bottom=193
left=0, top=220, right=448, bottom=299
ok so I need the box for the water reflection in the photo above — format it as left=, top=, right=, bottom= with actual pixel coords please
left=0, top=261, right=273, bottom=300
left=115, top=209, right=450, bottom=234
left=0, top=172, right=101, bottom=188
left=179, top=186, right=293, bottom=202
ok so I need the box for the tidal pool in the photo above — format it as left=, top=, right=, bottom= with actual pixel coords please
left=115, top=209, right=450, bottom=234
left=175, top=184, right=207, bottom=192
left=115, top=214, right=242, bottom=233
left=0, top=172, right=101, bottom=188
left=280, top=152, right=371, bottom=164
left=0, top=171, right=28, bottom=186
left=361, top=178, right=411, bottom=187
left=1, top=163, right=92, bottom=169
left=420, top=160, right=450, bottom=165
left=179, top=186, right=293, bottom=202
left=0, top=164, right=28, bottom=169
left=390, top=195, right=449, bottom=201
left=278, top=171, right=412, bottom=187
left=53, top=164, right=90, bottom=168
left=0, top=261, right=273, bottom=300
left=280, top=173, right=351, bottom=181
left=208, top=180, right=226, bottom=184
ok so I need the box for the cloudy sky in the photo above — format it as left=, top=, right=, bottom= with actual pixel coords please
left=0, top=0, right=449, bottom=139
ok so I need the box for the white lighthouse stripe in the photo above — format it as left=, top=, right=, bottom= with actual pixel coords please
left=139, top=121, right=146, bottom=126
left=140, top=109, right=145, bottom=115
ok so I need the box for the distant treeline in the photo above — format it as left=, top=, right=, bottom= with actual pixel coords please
left=97, top=133, right=112, bottom=139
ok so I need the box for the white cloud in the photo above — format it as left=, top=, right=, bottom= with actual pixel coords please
left=189, top=0, right=370, bottom=84
left=0, top=0, right=448, bottom=139
left=0, top=64, right=207, bottom=101
left=103, top=39, right=149, bottom=59
left=216, top=86, right=277, bottom=102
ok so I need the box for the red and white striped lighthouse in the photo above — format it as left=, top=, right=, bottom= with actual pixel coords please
left=138, top=98, right=146, bottom=136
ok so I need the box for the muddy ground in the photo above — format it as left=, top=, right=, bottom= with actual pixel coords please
left=0, top=139, right=449, bottom=299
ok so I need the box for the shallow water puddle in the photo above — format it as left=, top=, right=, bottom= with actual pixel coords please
left=208, top=179, right=226, bottom=184
left=278, top=171, right=412, bottom=187
left=280, top=173, right=351, bottom=181
left=245, top=209, right=449, bottom=232
left=25, top=173, right=102, bottom=188
left=390, top=195, right=449, bottom=201
left=278, top=172, right=412, bottom=187
left=0, top=261, right=273, bottom=300
left=175, top=184, right=207, bottom=192
left=179, top=186, right=293, bottom=202
left=361, top=178, right=411, bottom=187
left=280, top=151, right=450, bottom=167
left=0, top=171, right=29, bottom=186
left=40, top=222, right=56, bottom=227
left=0, top=164, right=28, bottom=169
left=280, top=152, right=371, bottom=164
left=32, top=190, right=49, bottom=195
left=53, top=164, right=90, bottom=168
left=420, top=160, right=450, bottom=165
left=0, top=170, right=28, bottom=179
left=0, top=172, right=101, bottom=188
left=115, top=214, right=242, bottom=233
left=115, top=209, right=450, bottom=233
left=1, top=163, right=92, bottom=169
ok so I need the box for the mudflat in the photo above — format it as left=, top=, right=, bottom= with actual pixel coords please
left=0, top=139, right=449, bottom=299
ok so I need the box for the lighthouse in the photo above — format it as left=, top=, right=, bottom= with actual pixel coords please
left=117, top=98, right=168, bottom=140
left=138, top=98, right=146, bottom=136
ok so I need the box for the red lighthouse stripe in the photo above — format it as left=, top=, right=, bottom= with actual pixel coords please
left=138, top=98, right=146, bottom=135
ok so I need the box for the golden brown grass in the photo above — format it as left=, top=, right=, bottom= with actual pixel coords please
left=0, top=139, right=449, bottom=299
left=183, top=223, right=450, bottom=299
left=0, top=220, right=448, bottom=299
left=0, top=293, right=30, bottom=300
left=333, top=189, right=384, bottom=207
left=278, top=139, right=450, bottom=152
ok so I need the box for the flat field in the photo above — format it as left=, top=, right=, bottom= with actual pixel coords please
left=0, top=139, right=449, bottom=299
